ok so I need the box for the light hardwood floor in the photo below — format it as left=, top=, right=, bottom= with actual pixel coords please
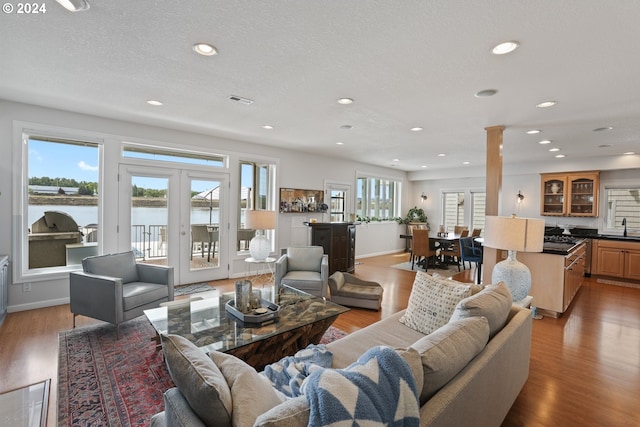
left=1, top=252, right=638, bottom=426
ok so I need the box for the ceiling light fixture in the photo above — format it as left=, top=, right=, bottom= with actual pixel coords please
left=261, top=125, right=274, bottom=130
left=146, top=100, right=163, bottom=106
left=410, top=127, right=423, bottom=132
left=437, top=153, right=446, bottom=157
left=549, top=148, right=560, bottom=152
left=56, top=0, right=90, bottom=12
left=623, top=151, right=635, bottom=155
left=538, top=140, right=552, bottom=144
left=475, top=89, right=498, bottom=97
left=192, top=43, right=218, bottom=56
left=340, top=124, right=353, bottom=130
left=336, top=142, right=344, bottom=145
left=593, top=126, right=613, bottom=132
left=598, top=144, right=612, bottom=148
left=491, top=41, right=520, bottom=55
left=526, top=129, right=541, bottom=134
left=421, top=165, right=427, bottom=168
left=463, top=161, right=471, bottom=165
left=337, top=98, right=354, bottom=105
left=392, top=158, right=400, bottom=162
left=536, top=101, right=557, bottom=108
left=555, top=154, right=566, bottom=158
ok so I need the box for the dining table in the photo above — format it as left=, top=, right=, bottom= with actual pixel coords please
left=399, top=232, right=464, bottom=269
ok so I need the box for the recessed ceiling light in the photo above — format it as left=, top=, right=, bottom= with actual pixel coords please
left=337, top=98, right=353, bottom=105
left=336, top=142, right=344, bottom=145
left=624, top=151, right=635, bottom=155
left=261, top=125, right=274, bottom=130
left=463, top=161, right=471, bottom=165
left=593, top=126, right=613, bottom=132
left=526, top=129, right=541, bottom=134
left=437, top=153, right=446, bottom=157
left=392, top=158, right=400, bottom=162
left=340, top=124, right=353, bottom=130
left=192, top=43, right=218, bottom=56
left=555, top=154, right=566, bottom=158
left=56, top=0, right=90, bottom=12
left=491, top=41, right=520, bottom=55
left=474, top=89, right=498, bottom=97
left=410, top=127, right=423, bottom=132
left=147, top=100, right=163, bottom=106
left=549, top=148, right=560, bottom=152
left=536, top=101, right=557, bottom=108
left=598, top=144, right=612, bottom=148
left=421, top=165, right=427, bottom=168
left=538, top=140, right=552, bottom=145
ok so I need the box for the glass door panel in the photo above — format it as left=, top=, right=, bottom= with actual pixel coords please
left=181, top=174, right=228, bottom=283
left=131, top=176, right=169, bottom=266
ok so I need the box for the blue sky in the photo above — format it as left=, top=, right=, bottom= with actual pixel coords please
left=29, top=139, right=99, bottom=184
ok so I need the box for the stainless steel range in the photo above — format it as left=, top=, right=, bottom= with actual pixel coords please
left=543, top=235, right=581, bottom=253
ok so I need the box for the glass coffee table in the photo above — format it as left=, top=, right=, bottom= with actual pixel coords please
left=144, top=285, right=349, bottom=370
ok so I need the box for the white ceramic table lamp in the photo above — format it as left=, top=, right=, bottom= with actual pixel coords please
left=245, top=210, right=277, bottom=261
left=483, top=215, right=545, bottom=302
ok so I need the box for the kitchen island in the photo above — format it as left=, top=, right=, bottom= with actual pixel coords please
left=519, top=237, right=587, bottom=318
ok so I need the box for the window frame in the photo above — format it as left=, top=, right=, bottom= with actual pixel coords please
left=12, top=123, right=104, bottom=283
left=356, top=174, right=401, bottom=220
left=602, top=185, right=640, bottom=234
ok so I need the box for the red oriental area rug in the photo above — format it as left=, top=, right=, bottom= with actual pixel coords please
left=58, top=317, right=346, bottom=426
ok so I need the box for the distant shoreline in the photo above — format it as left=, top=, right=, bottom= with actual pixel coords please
left=28, top=195, right=214, bottom=208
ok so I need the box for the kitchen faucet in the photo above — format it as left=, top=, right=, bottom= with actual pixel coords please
left=622, top=218, right=627, bottom=237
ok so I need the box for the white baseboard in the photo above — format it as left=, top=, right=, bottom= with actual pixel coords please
left=7, top=297, right=70, bottom=313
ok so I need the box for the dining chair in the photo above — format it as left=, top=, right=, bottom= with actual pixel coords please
left=460, top=237, right=483, bottom=283
left=411, top=229, right=439, bottom=271
left=471, top=228, right=482, bottom=237
left=440, top=238, right=463, bottom=271
left=454, top=225, right=469, bottom=235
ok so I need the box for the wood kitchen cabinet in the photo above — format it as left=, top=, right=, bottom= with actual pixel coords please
left=593, top=239, right=640, bottom=280
left=519, top=242, right=586, bottom=317
left=308, top=222, right=356, bottom=275
left=540, top=171, right=599, bottom=217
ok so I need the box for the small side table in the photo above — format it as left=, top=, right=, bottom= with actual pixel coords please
left=245, top=257, right=276, bottom=300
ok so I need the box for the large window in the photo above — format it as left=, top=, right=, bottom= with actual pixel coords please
left=471, top=192, right=486, bottom=235
left=24, top=136, right=100, bottom=274
left=442, top=192, right=464, bottom=231
left=604, top=187, right=640, bottom=233
left=356, top=176, right=400, bottom=219
left=238, top=161, right=276, bottom=253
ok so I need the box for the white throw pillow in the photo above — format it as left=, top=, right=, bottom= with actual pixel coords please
left=210, top=351, right=284, bottom=427
left=399, top=271, right=472, bottom=335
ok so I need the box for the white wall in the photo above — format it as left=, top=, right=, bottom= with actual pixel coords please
left=0, top=100, right=409, bottom=311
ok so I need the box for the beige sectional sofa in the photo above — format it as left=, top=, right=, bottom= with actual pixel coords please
left=150, top=274, right=532, bottom=427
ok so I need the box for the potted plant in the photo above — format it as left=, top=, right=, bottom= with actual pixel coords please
left=397, top=206, right=429, bottom=229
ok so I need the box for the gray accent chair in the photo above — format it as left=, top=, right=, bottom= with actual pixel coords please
left=328, top=271, right=383, bottom=310
left=69, top=251, right=174, bottom=337
left=274, top=246, right=328, bottom=298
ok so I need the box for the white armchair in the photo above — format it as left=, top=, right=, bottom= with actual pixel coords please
left=274, top=246, right=328, bottom=298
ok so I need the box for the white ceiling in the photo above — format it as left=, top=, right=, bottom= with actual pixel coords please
left=1, top=0, right=639, bottom=177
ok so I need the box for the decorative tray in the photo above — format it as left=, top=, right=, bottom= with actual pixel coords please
left=225, top=299, right=280, bottom=324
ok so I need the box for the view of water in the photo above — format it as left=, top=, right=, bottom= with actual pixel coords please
left=28, top=205, right=221, bottom=229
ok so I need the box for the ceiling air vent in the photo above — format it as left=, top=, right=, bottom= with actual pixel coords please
left=228, top=95, right=254, bottom=105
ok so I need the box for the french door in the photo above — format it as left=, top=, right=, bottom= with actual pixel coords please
left=118, top=164, right=229, bottom=284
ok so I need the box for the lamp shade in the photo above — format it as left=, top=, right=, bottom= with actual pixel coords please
left=483, top=215, right=544, bottom=253
left=245, top=210, right=277, bottom=230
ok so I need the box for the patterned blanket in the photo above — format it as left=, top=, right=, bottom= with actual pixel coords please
left=262, top=344, right=333, bottom=398
left=301, top=346, right=420, bottom=426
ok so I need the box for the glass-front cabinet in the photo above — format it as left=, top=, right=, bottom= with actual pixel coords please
left=541, top=171, right=599, bottom=217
